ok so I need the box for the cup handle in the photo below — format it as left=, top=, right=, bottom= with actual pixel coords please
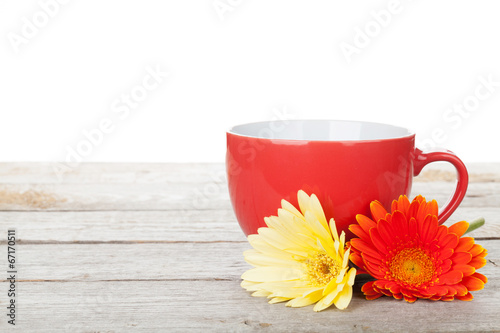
left=413, top=148, right=469, bottom=224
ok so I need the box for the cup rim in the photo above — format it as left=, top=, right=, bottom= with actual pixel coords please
left=227, top=119, right=415, bottom=143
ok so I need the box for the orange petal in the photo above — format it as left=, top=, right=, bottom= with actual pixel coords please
left=454, top=283, right=468, bottom=296
left=441, top=259, right=452, bottom=274
left=391, top=200, right=398, bottom=214
left=425, top=285, right=449, bottom=296
left=440, top=233, right=459, bottom=249
left=436, top=225, right=448, bottom=242
left=377, top=218, right=396, bottom=245
left=391, top=210, right=409, bottom=239
left=472, top=272, right=488, bottom=284
left=469, top=244, right=485, bottom=257
left=356, top=214, right=377, bottom=234
left=407, top=200, right=420, bottom=220
left=363, top=258, right=386, bottom=279
left=453, top=264, right=475, bottom=277
left=366, top=294, right=383, bottom=300
left=412, top=195, right=425, bottom=205
left=469, top=256, right=487, bottom=269
left=451, top=252, right=472, bottom=265
left=349, top=252, right=365, bottom=271
left=448, top=221, right=469, bottom=238
left=416, top=200, right=430, bottom=224
left=350, top=238, right=381, bottom=259
left=462, top=275, right=485, bottom=291
left=349, top=224, right=369, bottom=240
left=380, top=289, right=393, bottom=297
left=477, top=249, right=488, bottom=258
left=438, top=247, right=454, bottom=260
left=370, top=200, right=388, bottom=222
left=387, top=282, right=401, bottom=295
left=373, top=280, right=389, bottom=290
left=403, top=295, right=417, bottom=303
left=396, top=195, right=410, bottom=215
left=369, top=228, right=389, bottom=255
left=456, top=292, right=473, bottom=301
left=455, top=237, right=474, bottom=252
left=393, top=293, right=403, bottom=300
left=426, top=199, right=439, bottom=217
left=408, top=217, right=418, bottom=239
left=439, top=270, right=463, bottom=285
left=362, top=281, right=379, bottom=296
left=420, top=215, right=438, bottom=244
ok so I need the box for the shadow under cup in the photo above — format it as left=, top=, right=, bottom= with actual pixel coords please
left=226, top=120, right=468, bottom=241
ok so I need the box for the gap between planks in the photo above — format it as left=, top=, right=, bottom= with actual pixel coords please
left=0, top=238, right=498, bottom=245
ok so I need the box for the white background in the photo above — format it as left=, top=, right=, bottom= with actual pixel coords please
left=0, top=0, right=499, bottom=164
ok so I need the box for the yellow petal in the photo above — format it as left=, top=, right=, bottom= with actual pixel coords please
left=258, top=228, right=295, bottom=251
left=333, top=239, right=340, bottom=255
left=304, top=211, right=332, bottom=247
left=277, top=209, right=308, bottom=235
left=280, top=199, right=304, bottom=220
left=335, top=267, right=347, bottom=284
left=309, top=194, right=330, bottom=235
left=244, top=280, right=305, bottom=292
left=252, top=290, right=271, bottom=297
left=314, top=238, right=335, bottom=261
left=248, top=235, right=295, bottom=260
left=314, top=283, right=344, bottom=311
left=322, top=276, right=338, bottom=296
left=241, top=267, right=302, bottom=282
left=329, top=218, right=340, bottom=242
left=286, top=289, right=323, bottom=308
left=295, top=232, right=320, bottom=251
left=333, top=283, right=353, bottom=310
left=265, top=216, right=314, bottom=250
left=342, top=247, right=350, bottom=269
left=269, top=297, right=290, bottom=304
left=346, top=267, right=356, bottom=286
left=244, top=251, right=302, bottom=268
left=297, top=190, right=312, bottom=215
left=313, top=295, right=334, bottom=312
left=339, top=231, right=345, bottom=252
left=270, top=286, right=318, bottom=299
left=240, top=280, right=259, bottom=289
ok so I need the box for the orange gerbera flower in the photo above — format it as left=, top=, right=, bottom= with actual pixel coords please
left=348, top=195, right=488, bottom=303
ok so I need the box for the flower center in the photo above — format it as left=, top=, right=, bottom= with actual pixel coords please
left=389, top=248, right=435, bottom=286
left=305, top=253, right=341, bottom=286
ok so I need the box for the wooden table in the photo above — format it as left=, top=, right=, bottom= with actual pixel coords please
left=0, top=163, right=499, bottom=332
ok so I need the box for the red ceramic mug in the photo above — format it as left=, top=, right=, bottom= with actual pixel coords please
left=226, top=120, right=468, bottom=240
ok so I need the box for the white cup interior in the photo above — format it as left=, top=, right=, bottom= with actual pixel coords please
left=228, top=120, right=413, bottom=141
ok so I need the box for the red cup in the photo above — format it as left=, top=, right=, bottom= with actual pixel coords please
left=226, top=120, right=468, bottom=240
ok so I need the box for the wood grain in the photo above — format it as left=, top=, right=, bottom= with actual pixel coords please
left=0, top=162, right=498, bottom=332
left=0, top=206, right=497, bottom=243
left=1, top=240, right=498, bottom=282
left=3, top=277, right=500, bottom=333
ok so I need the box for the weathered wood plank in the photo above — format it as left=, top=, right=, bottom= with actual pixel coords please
left=0, top=181, right=497, bottom=211
left=0, top=182, right=230, bottom=210
left=0, top=163, right=227, bottom=184
left=1, top=240, right=498, bottom=282
left=411, top=181, right=500, bottom=209
left=0, top=162, right=498, bottom=184
left=4, top=242, right=249, bottom=281
left=0, top=162, right=498, bottom=332
left=0, top=206, right=497, bottom=243
left=0, top=210, right=245, bottom=242
left=1, top=272, right=499, bottom=332
left=0, top=162, right=498, bottom=212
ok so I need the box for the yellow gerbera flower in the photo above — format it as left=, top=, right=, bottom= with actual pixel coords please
left=241, top=190, right=356, bottom=311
